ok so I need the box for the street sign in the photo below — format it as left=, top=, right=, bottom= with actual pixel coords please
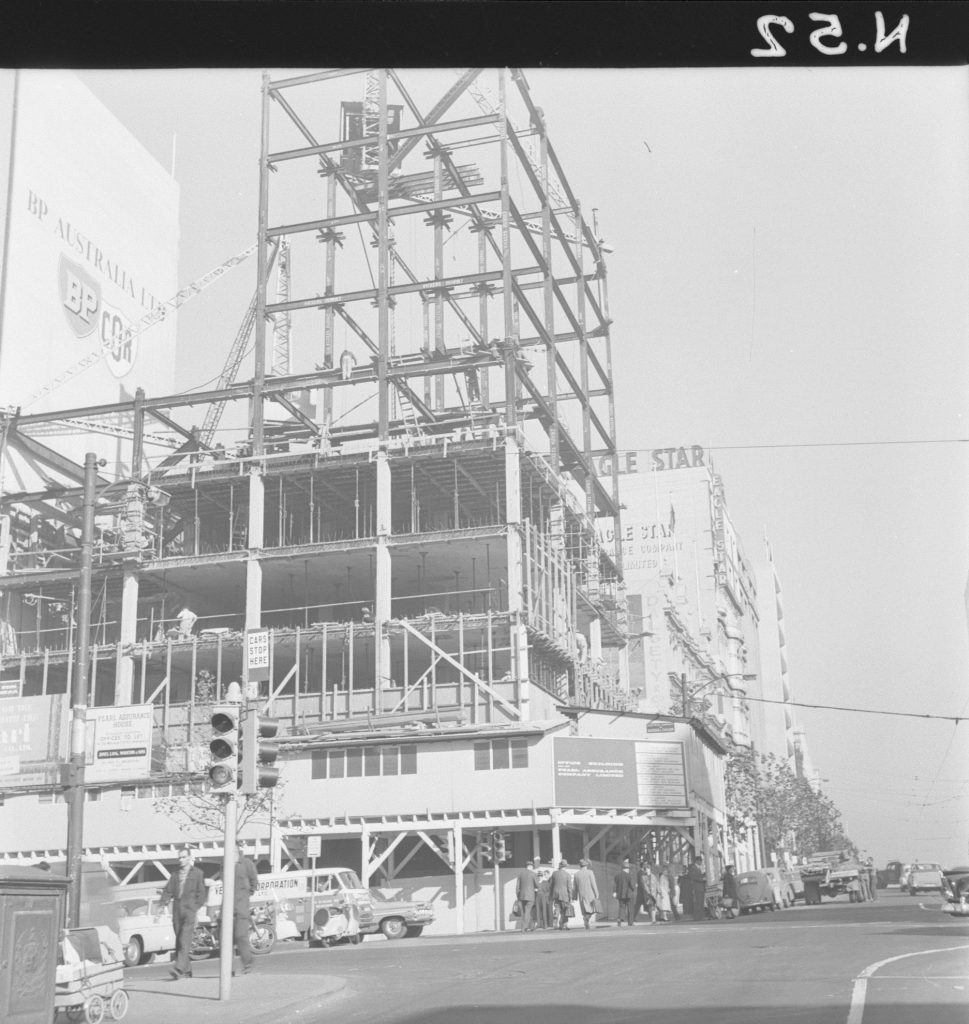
left=307, top=835, right=322, bottom=859
left=245, top=629, right=270, bottom=683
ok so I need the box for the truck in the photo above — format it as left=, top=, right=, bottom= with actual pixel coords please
left=800, top=850, right=864, bottom=904
left=203, top=866, right=375, bottom=948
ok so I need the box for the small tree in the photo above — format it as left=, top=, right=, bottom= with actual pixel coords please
left=153, top=669, right=292, bottom=838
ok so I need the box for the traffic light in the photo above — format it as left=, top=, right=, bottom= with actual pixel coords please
left=479, top=834, right=493, bottom=863
left=208, top=704, right=241, bottom=794
left=240, top=709, right=280, bottom=794
left=493, top=832, right=507, bottom=862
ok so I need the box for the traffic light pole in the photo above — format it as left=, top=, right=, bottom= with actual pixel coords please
left=219, top=794, right=237, bottom=1001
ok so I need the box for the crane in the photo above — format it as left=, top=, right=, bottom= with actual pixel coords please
left=198, top=238, right=281, bottom=447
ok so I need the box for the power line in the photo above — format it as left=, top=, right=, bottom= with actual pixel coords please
left=617, top=438, right=967, bottom=454
left=743, top=693, right=964, bottom=724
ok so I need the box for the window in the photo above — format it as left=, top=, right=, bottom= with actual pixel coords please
left=38, top=790, right=64, bottom=804
left=312, top=743, right=417, bottom=779
left=474, top=738, right=529, bottom=771
left=84, top=789, right=102, bottom=802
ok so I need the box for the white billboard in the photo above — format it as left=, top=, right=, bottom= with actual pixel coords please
left=0, top=71, right=178, bottom=421
left=84, top=703, right=154, bottom=783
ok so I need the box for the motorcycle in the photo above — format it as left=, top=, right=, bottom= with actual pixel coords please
left=190, top=904, right=276, bottom=959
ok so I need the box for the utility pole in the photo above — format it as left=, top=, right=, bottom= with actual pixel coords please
left=65, top=451, right=99, bottom=927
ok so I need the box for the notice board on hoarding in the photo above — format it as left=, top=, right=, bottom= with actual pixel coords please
left=0, top=694, right=69, bottom=784
left=553, top=736, right=688, bottom=808
left=84, top=704, right=153, bottom=783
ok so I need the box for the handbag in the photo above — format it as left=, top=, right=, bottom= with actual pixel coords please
left=591, top=898, right=603, bottom=915
left=564, top=903, right=575, bottom=918
left=511, top=900, right=522, bottom=918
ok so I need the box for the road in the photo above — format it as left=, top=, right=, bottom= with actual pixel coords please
left=135, top=890, right=969, bottom=1024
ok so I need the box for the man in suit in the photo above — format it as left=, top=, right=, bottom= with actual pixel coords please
left=614, top=857, right=637, bottom=926
left=574, top=858, right=600, bottom=930
left=233, top=841, right=260, bottom=974
left=548, top=860, right=573, bottom=930
left=160, top=847, right=207, bottom=980
left=515, top=858, right=539, bottom=933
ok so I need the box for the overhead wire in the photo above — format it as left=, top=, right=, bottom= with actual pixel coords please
left=742, top=693, right=964, bottom=724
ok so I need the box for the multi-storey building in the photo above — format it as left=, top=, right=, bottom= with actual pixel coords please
left=596, top=446, right=761, bottom=745
left=0, top=69, right=730, bottom=931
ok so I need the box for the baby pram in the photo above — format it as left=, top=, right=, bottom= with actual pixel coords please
left=54, top=926, right=129, bottom=1023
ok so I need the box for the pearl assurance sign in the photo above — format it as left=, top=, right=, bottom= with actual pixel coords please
left=553, top=736, right=688, bottom=808
left=84, top=704, right=153, bottom=783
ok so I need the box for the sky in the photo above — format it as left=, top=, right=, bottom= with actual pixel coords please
left=74, top=65, right=969, bottom=869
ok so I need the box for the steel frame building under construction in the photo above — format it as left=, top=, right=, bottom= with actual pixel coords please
left=0, top=70, right=726, bottom=916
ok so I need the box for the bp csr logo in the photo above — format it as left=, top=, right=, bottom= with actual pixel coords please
left=59, top=254, right=137, bottom=379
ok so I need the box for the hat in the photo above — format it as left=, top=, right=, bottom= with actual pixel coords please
left=579, top=858, right=589, bottom=867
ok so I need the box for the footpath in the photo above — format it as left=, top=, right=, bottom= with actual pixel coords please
left=123, top=961, right=347, bottom=1024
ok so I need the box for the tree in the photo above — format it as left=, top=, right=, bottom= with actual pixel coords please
left=724, top=748, right=854, bottom=862
left=152, top=669, right=293, bottom=837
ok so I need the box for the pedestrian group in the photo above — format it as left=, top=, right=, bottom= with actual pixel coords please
left=514, top=855, right=700, bottom=932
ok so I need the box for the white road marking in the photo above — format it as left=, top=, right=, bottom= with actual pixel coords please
left=845, top=944, right=969, bottom=1024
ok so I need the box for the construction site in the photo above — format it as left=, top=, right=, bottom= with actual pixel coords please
left=0, top=69, right=728, bottom=915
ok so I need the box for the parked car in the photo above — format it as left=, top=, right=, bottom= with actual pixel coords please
left=760, top=868, right=793, bottom=908
left=907, top=863, right=943, bottom=895
left=365, top=888, right=436, bottom=939
left=783, top=868, right=804, bottom=903
left=115, top=894, right=176, bottom=968
left=735, top=869, right=781, bottom=914
left=941, top=865, right=969, bottom=916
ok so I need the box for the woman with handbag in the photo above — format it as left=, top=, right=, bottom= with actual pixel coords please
left=655, top=863, right=673, bottom=922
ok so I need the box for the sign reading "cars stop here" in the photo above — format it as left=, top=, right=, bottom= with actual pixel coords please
left=246, top=629, right=270, bottom=683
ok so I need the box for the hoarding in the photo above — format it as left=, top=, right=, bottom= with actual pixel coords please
left=0, top=694, right=69, bottom=785
left=83, top=703, right=153, bottom=783
left=0, top=72, right=178, bottom=429
left=553, top=736, right=687, bottom=809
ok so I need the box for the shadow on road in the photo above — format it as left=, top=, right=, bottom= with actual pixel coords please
left=384, top=1002, right=959, bottom=1024
left=873, top=925, right=969, bottom=938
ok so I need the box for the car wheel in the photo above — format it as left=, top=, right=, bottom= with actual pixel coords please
left=122, top=936, right=142, bottom=969
left=380, top=917, right=407, bottom=940
left=404, top=926, right=424, bottom=938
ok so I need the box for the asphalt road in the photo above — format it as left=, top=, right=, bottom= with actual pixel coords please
left=133, top=891, right=969, bottom=1024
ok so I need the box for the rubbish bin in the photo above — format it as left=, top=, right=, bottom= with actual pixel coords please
left=0, top=865, right=70, bottom=1024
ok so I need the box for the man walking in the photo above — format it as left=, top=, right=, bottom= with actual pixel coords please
left=160, top=847, right=206, bottom=980
left=614, top=857, right=637, bottom=926
left=574, top=858, right=600, bottom=930
left=549, top=860, right=573, bottom=930
left=233, top=840, right=260, bottom=974
left=515, top=858, right=539, bottom=933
